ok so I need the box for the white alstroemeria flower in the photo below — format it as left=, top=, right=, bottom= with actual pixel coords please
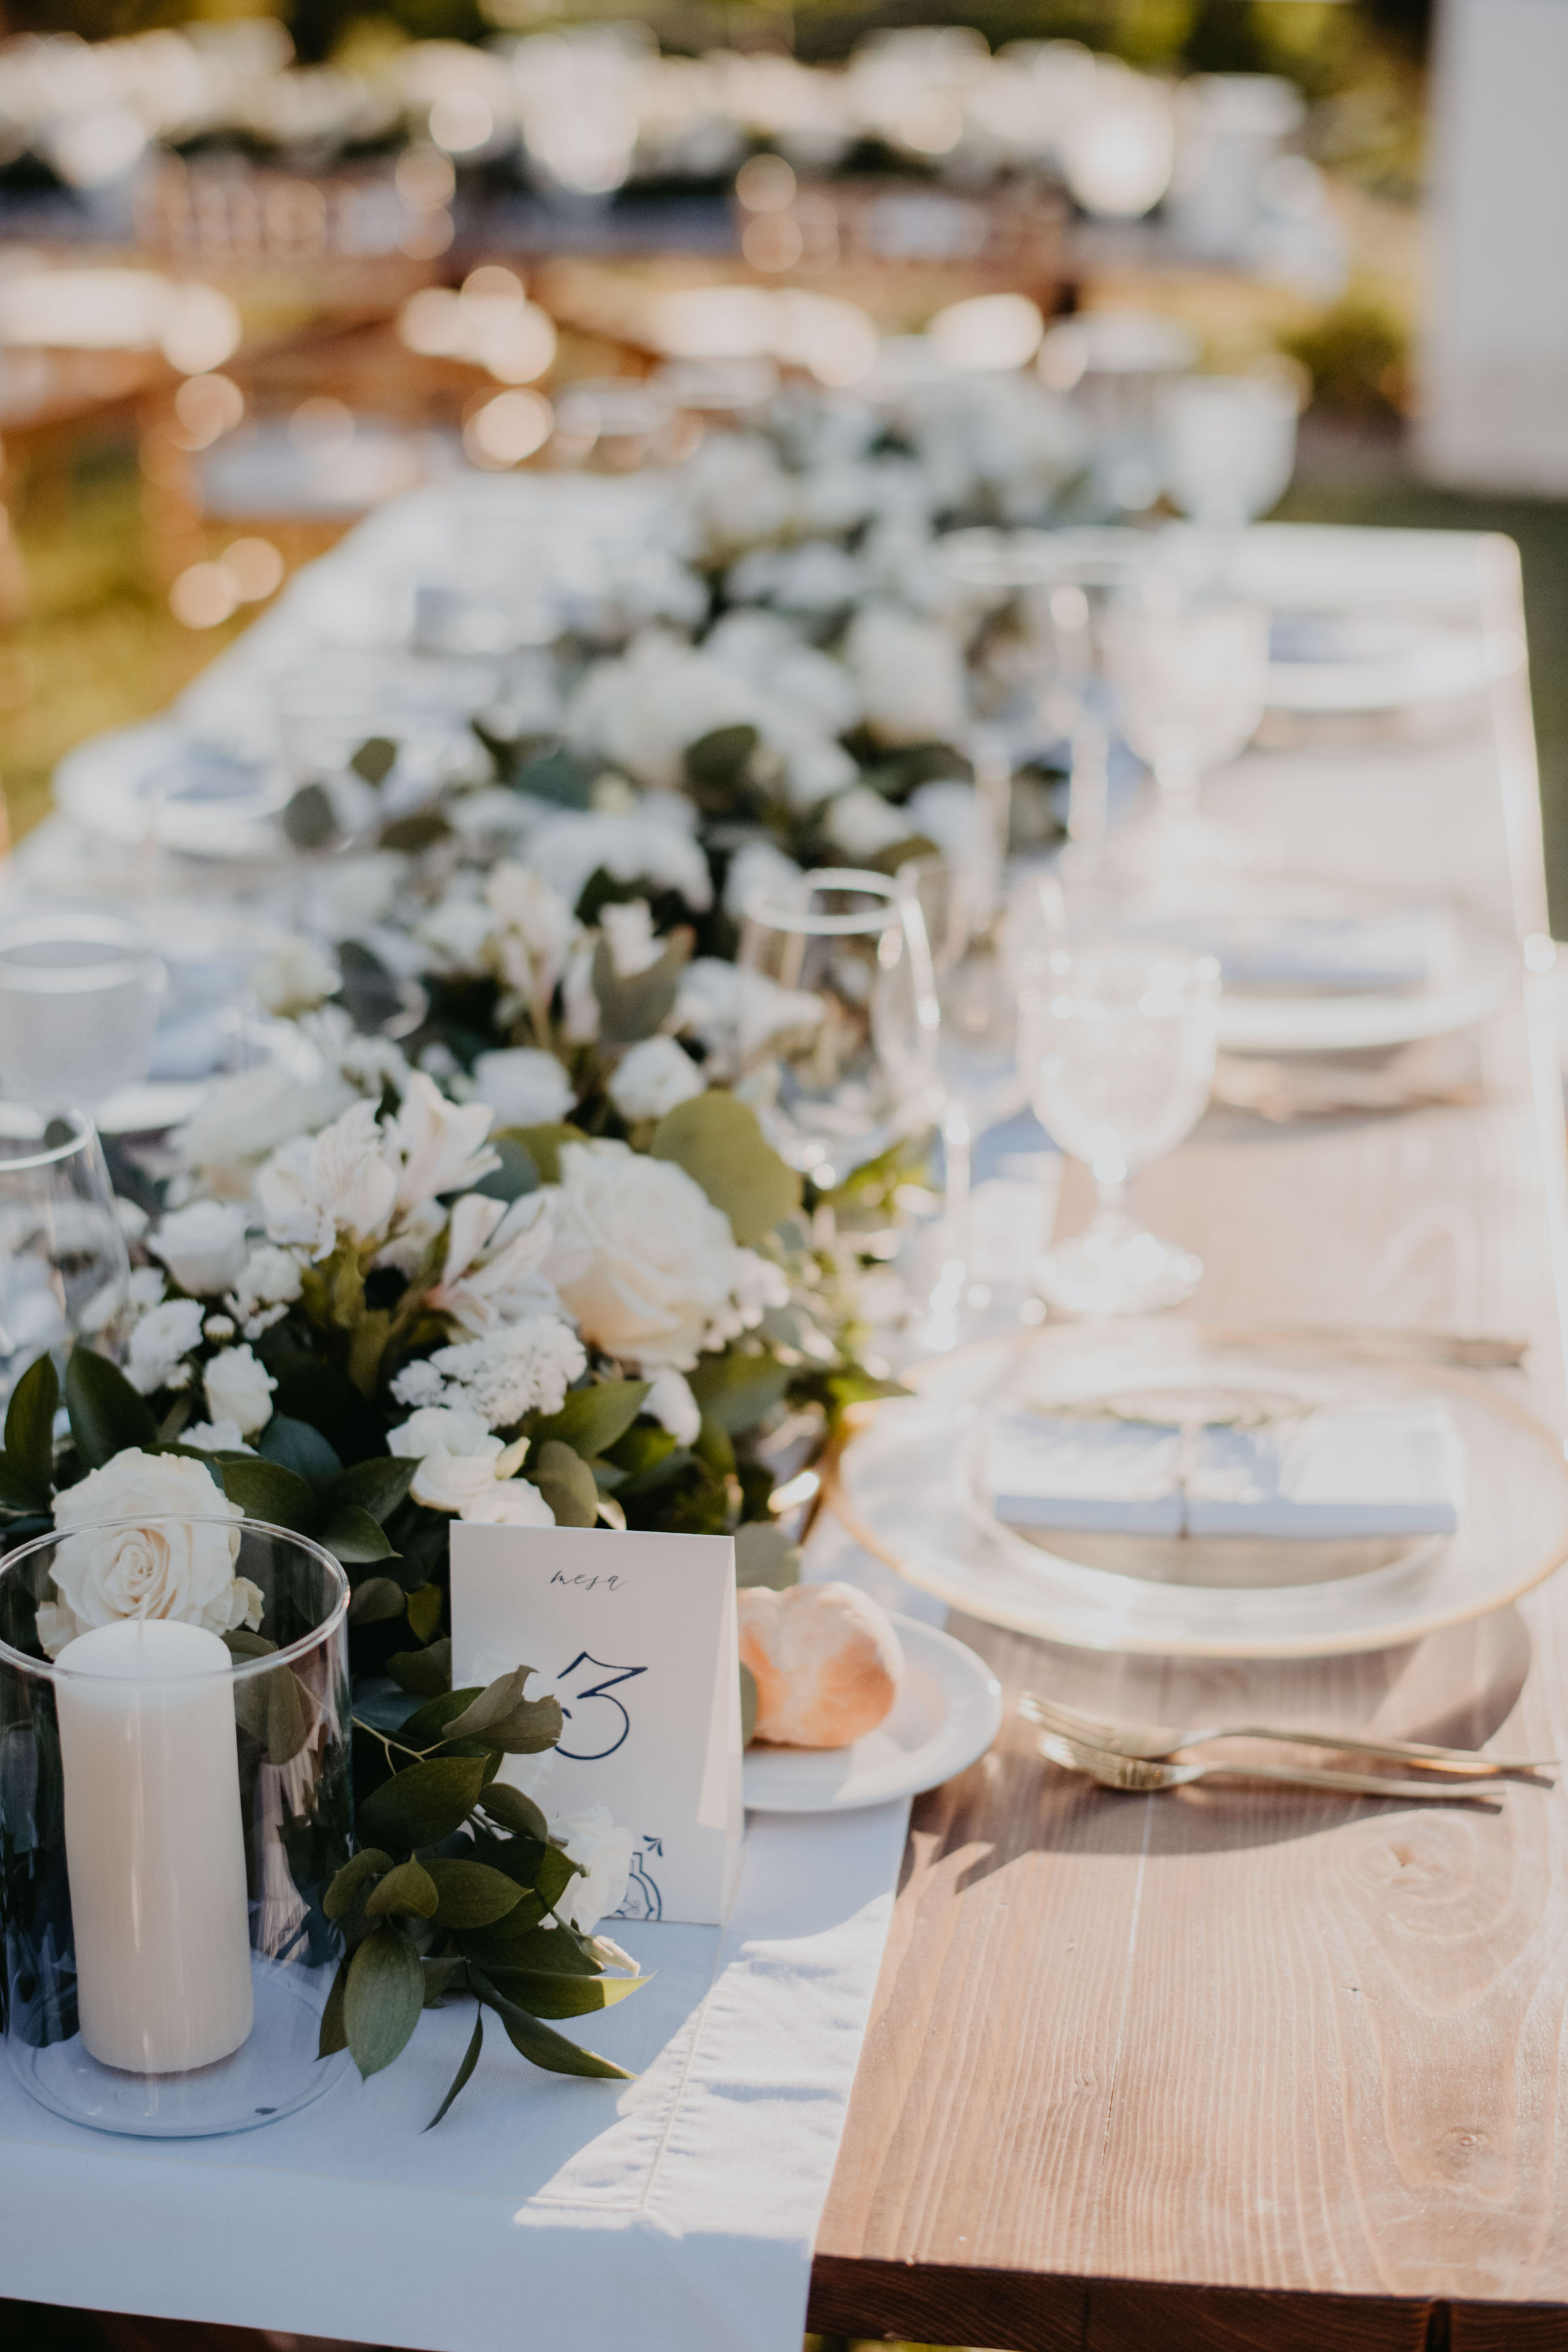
left=385, top=1073, right=498, bottom=1215
left=174, top=1061, right=357, bottom=1181
left=470, top=1048, right=575, bottom=1128
left=644, top=1365, right=701, bottom=1448
left=460, top=1478, right=555, bottom=1527
left=127, top=1298, right=206, bottom=1394
left=561, top=936, right=600, bottom=1045
left=844, top=604, right=968, bottom=747
left=547, top=1803, right=634, bottom=1932
left=430, top=1191, right=561, bottom=1336
left=38, top=1451, right=260, bottom=1659
left=548, top=1139, right=759, bottom=1372
left=599, top=898, right=663, bottom=979
left=417, top=895, right=495, bottom=972
left=149, top=1200, right=250, bottom=1296
left=182, top=1419, right=253, bottom=1455
left=608, top=1035, right=704, bottom=1122
left=203, top=1345, right=276, bottom=1439
left=252, top=935, right=339, bottom=1018
left=257, top=1100, right=398, bottom=1260
left=483, top=864, right=576, bottom=1000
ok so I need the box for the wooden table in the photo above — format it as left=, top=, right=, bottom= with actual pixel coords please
left=809, top=526, right=1568, bottom=2351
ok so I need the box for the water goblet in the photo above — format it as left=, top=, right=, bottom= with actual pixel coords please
left=0, top=1105, right=130, bottom=1401
left=0, top=913, right=165, bottom=1113
left=1103, top=574, right=1270, bottom=878
left=1021, top=939, right=1218, bottom=1315
left=736, top=869, right=939, bottom=1194
left=1160, top=372, right=1299, bottom=535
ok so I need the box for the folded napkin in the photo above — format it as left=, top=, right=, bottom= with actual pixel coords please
left=988, top=1401, right=1462, bottom=1541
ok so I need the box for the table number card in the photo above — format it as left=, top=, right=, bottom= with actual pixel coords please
left=449, top=1522, right=743, bottom=1927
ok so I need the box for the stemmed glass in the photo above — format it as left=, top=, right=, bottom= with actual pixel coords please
left=0, top=915, right=165, bottom=1114
left=1160, top=372, right=1299, bottom=535
left=736, top=870, right=939, bottom=1194
left=0, top=1106, right=131, bottom=1401
left=1021, top=939, right=1218, bottom=1315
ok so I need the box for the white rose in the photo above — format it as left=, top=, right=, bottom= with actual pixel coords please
left=149, top=1201, right=250, bottom=1297
left=41, top=1449, right=259, bottom=1658
left=182, top=1420, right=252, bottom=1454
left=844, top=604, right=968, bottom=745
left=386, top=1404, right=494, bottom=1460
left=644, top=1365, right=701, bottom=1448
left=460, top=1479, right=556, bottom=1527
left=607, top=1036, right=704, bottom=1123
left=127, top=1298, right=205, bottom=1394
left=387, top=1404, right=504, bottom=1511
left=203, top=1345, right=276, bottom=1439
left=385, top=1072, right=498, bottom=1215
left=252, top=935, right=338, bottom=1017
left=547, top=1803, right=634, bottom=1933
left=548, top=1139, right=746, bottom=1371
left=471, top=1049, right=575, bottom=1127
left=257, top=1099, right=397, bottom=1259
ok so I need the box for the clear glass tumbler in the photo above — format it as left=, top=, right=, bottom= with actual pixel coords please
left=0, top=915, right=165, bottom=1110
left=0, top=1107, right=130, bottom=1401
left=1021, top=939, right=1219, bottom=1315
left=0, top=1516, right=353, bottom=2137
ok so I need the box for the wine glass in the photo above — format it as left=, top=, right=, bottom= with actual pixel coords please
left=0, top=1105, right=131, bottom=1401
left=736, top=869, right=939, bottom=1192
left=1021, top=939, right=1218, bottom=1315
left=0, top=914, right=165, bottom=1113
left=1103, top=574, right=1270, bottom=877
left=1160, top=373, right=1298, bottom=533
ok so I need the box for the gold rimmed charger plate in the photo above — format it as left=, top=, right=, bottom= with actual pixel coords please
left=826, top=1324, right=1568, bottom=1659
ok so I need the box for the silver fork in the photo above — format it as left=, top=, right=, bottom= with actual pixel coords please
left=1034, top=1725, right=1504, bottom=1803
left=1020, top=1691, right=1556, bottom=1776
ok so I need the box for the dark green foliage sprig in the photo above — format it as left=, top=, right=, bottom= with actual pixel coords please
left=332, top=1648, right=645, bottom=2125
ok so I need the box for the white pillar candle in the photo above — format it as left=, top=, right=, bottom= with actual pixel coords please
left=55, top=1618, right=254, bottom=2074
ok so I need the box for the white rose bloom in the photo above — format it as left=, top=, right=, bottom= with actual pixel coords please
left=430, top=1190, right=561, bottom=1335
left=182, top=1420, right=252, bottom=1455
left=608, top=1035, right=704, bottom=1122
left=548, top=1139, right=753, bottom=1371
left=471, top=1048, right=575, bottom=1128
left=203, top=1345, right=276, bottom=1439
left=39, top=1450, right=260, bottom=1658
left=257, top=1100, right=398, bottom=1260
left=844, top=604, right=968, bottom=745
left=460, top=1479, right=556, bottom=1527
left=825, top=787, right=917, bottom=858
left=385, top=1073, right=498, bottom=1215
left=252, top=935, right=339, bottom=1018
left=548, top=1803, right=634, bottom=1933
left=386, top=1403, right=506, bottom=1512
left=127, top=1298, right=206, bottom=1394
left=644, top=1365, right=701, bottom=1448
left=149, top=1201, right=250, bottom=1297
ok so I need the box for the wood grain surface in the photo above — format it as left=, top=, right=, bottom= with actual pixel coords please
left=811, top=529, right=1568, bottom=2346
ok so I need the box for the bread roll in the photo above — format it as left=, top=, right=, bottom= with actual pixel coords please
left=738, top=1581, right=904, bottom=1748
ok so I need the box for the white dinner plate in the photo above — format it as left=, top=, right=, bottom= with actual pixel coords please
left=742, top=1615, right=1002, bottom=1813
left=1267, top=621, right=1501, bottom=715
left=830, top=1328, right=1568, bottom=1660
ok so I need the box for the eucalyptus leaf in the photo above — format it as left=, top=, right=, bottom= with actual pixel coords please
left=223, top=1629, right=278, bottom=1661
left=479, top=1783, right=549, bottom=1842
left=423, top=1857, right=530, bottom=1929
left=380, top=809, right=451, bottom=855
left=398, top=1686, right=484, bottom=1749
left=65, top=1345, right=157, bottom=1469
left=443, top=1667, right=563, bottom=1756
left=257, top=1414, right=343, bottom=1487
left=329, top=1457, right=417, bottom=1526
left=532, top=1439, right=598, bottom=1529
left=405, top=1584, right=443, bottom=1645
left=348, top=1576, right=408, bottom=1625
left=688, top=1348, right=790, bottom=1437
left=283, top=783, right=338, bottom=851
left=740, top=1659, right=758, bottom=1750
left=344, top=1928, right=425, bottom=2078
left=4, top=1354, right=57, bottom=1500
left=324, top=1848, right=392, bottom=1921
left=357, top=1755, right=488, bottom=1850
left=497, top=1124, right=586, bottom=1186
left=650, top=1092, right=800, bottom=1246
left=389, top=1638, right=452, bottom=1699
left=591, top=933, right=689, bottom=1045
left=734, top=1521, right=801, bottom=1592
left=350, top=735, right=397, bottom=786
left=534, top=1380, right=649, bottom=1461
left=324, top=1503, right=399, bottom=1566
left=365, top=1859, right=440, bottom=1920
left=220, top=1456, right=319, bottom=1535
left=425, top=2004, right=485, bottom=2131
left=233, top=1663, right=309, bottom=1769
left=472, top=1971, right=633, bottom=2081
left=470, top=1135, right=540, bottom=1203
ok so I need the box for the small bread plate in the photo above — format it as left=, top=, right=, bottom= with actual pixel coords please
left=742, top=1615, right=1003, bottom=1814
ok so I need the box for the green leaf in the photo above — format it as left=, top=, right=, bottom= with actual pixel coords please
left=282, top=782, right=338, bottom=851
left=324, top=1849, right=392, bottom=1921
left=740, top=1659, right=758, bottom=1750
left=651, top=1092, right=800, bottom=1246
left=258, top=1414, right=342, bottom=1487
left=365, top=1859, right=440, bottom=1920
left=389, top=1638, right=452, bottom=1699
left=421, top=1954, right=466, bottom=2006
left=591, top=932, right=689, bottom=1045
left=424, top=1857, right=530, bottom=1929
left=683, top=723, right=759, bottom=809
left=350, top=735, right=397, bottom=786
left=694, top=1414, right=735, bottom=1477
left=425, top=2004, right=485, bottom=2131
left=329, top=1456, right=417, bottom=1526
left=65, top=1345, right=157, bottom=1468
left=380, top=810, right=450, bottom=855
left=470, top=1135, right=542, bottom=1203
left=535, top=1380, right=650, bottom=1461
left=223, top=1629, right=277, bottom=1661
left=344, top=1928, right=425, bottom=2078
left=471, top=1970, right=633, bottom=2080
left=348, top=1576, right=408, bottom=1625
left=0, top=1457, right=46, bottom=1513
left=479, top=1782, right=549, bottom=1842
left=688, top=1348, right=791, bottom=1436
left=444, top=1667, right=564, bottom=1755
left=357, top=1755, right=489, bottom=1850
left=233, top=1663, right=309, bottom=1767
left=220, top=1456, right=319, bottom=1535
left=532, top=1439, right=599, bottom=1529
left=480, top=1923, right=601, bottom=1976
left=536, top=1844, right=581, bottom=1914
left=516, top=745, right=598, bottom=809
left=499, top=1124, right=586, bottom=1186
left=323, top=1503, right=399, bottom=1565
left=318, top=1955, right=351, bottom=2057
left=734, top=1520, right=801, bottom=1591
left=397, top=1686, right=483, bottom=1749
left=5, top=1353, right=57, bottom=1500
left=405, top=1584, right=444, bottom=1645
left=480, top=1965, right=648, bottom=2021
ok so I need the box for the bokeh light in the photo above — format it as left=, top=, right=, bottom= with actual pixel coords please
left=463, top=390, right=554, bottom=469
